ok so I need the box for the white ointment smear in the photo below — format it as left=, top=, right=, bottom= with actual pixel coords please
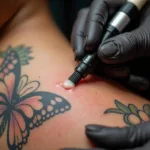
left=62, top=80, right=75, bottom=89
left=56, top=83, right=63, bottom=88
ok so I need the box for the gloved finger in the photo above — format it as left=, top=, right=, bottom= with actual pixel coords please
left=85, top=122, right=150, bottom=149
left=95, top=62, right=149, bottom=91
left=105, top=0, right=126, bottom=7
left=104, top=68, right=150, bottom=91
left=98, top=66, right=149, bottom=91
left=127, top=75, right=150, bottom=91
left=92, top=61, right=129, bottom=78
left=103, top=66, right=130, bottom=78
left=84, top=0, right=109, bottom=51
left=71, top=8, right=89, bottom=60
left=105, top=0, right=126, bottom=17
left=124, top=141, right=150, bottom=150
left=98, top=29, right=150, bottom=64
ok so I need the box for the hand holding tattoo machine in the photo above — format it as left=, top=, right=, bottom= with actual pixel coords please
left=63, top=0, right=148, bottom=88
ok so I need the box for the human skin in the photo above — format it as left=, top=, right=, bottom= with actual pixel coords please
left=0, top=1, right=150, bottom=150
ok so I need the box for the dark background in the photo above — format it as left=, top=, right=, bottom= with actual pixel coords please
left=49, top=0, right=92, bottom=39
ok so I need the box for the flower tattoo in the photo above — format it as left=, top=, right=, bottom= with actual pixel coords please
left=105, top=100, right=150, bottom=126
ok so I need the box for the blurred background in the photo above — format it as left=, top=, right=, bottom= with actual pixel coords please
left=49, top=0, right=92, bottom=39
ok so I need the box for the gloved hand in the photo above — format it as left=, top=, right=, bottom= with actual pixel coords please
left=71, top=0, right=150, bottom=93
left=72, top=0, right=126, bottom=59
left=62, top=122, right=150, bottom=150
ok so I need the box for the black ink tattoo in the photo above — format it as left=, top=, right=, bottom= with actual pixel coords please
left=105, top=100, right=150, bottom=126
left=0, top=45, right=71, bottom=150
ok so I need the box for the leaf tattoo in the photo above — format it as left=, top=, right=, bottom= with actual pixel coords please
left=1, top=45, right=33, bottom=65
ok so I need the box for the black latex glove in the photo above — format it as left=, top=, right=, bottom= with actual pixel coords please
left=71, top=0, right=150, bottom=94
left=62, top=122, right=150, bottom=150
left=72, top=0, right=126, bottom=59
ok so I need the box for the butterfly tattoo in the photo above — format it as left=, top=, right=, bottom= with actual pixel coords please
left=0, top=46, right=71, bottom=150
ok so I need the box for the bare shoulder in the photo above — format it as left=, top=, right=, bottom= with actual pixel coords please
left=0, top=42, right=150, bottom=150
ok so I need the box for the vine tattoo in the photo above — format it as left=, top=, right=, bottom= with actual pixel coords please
left=105, top=100, right=150, bottom=126
left=0, top=45, right=71, bottom=150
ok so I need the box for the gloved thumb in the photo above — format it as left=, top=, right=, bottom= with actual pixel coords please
left=98, top=29, right=150, bottom=64
left=86, top=122, right=150, bottom=149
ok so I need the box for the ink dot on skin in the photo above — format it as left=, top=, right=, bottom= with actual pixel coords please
left=42, top=117, right=46, bottom=120
left=55, top=97, right=62, bottom=103
left=46, top=114, right=50, bottom=118
left=65, top=105, right=70, bottom=110
left=29, top=123, right=33, bottom=128
left=47, top=106, right=53, bottom=112
left=41, top=109, right=46, bottom=115
left=55, top=110, right=59, bottom=114
left=4, top=68, right=9, bottom=73
left=12, top=59, right=18, bottom=64
left=60, top=108, right=65, bottom=112
left=8, top=64, right=14, bottom=70
left=51, top=100, right=56, bottom=105
left=51, top=112, right=54, bottom=116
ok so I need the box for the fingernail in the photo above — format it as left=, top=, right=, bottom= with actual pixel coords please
left=86, top=125, right=104, bottom=132
left=100, top=42, right=119, bottom=57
